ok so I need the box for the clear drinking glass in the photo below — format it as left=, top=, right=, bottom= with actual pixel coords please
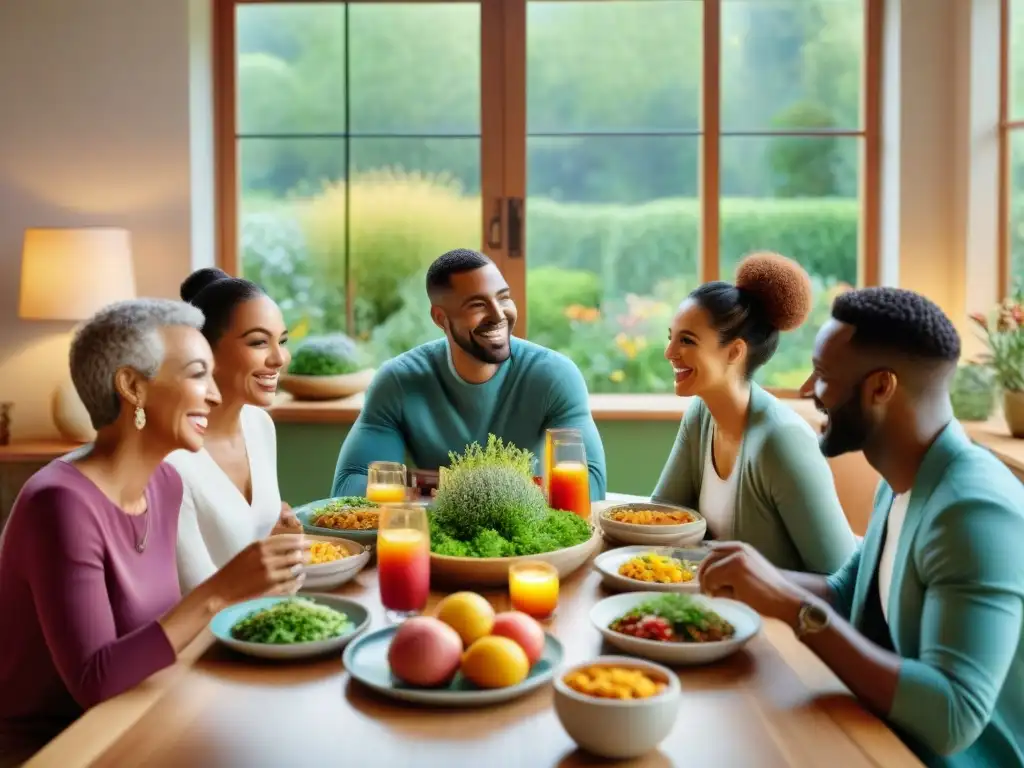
left=367, top=461, right=408, bottom=503
left=377, top=504, right=430, bottom=623
left=547, top=431, right=590, bottom=518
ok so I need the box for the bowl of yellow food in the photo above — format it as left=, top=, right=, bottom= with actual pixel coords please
left=598, top=502, right=706, bottom=547
left=301, top=536, right=371, bottom=591
left=593, top=546, right=706, bottom=593
left=554, top=656, right=681, bottom=759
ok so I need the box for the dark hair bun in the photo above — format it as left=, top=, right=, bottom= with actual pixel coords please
left=735, top=251, right=812, bottom=332
left=180, top=267, right=231, bottom=304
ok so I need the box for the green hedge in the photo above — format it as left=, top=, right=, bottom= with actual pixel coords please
left=525, top=197, right=860, bottom=294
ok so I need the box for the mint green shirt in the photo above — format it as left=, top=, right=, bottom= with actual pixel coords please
left=652, top=383, right=857, bottom=574
left=828, top=421, right=1024, bottom=767
left=331, top=338, right=607, bottom=500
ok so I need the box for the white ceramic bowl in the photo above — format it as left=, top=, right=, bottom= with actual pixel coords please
left=305, top=535, right=370, bottom=574
left=599, top=501, right=705, bottom=537
left=590, top=592, right=762, bottom=666
left=601, top=523, right=707, bottom=548
left=554, top=656, right=681, bottom=759
left=593, top=545, right=708, bottom=593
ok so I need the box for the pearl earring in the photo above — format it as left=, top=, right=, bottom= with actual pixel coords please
left=134, top=406, right=146, bottom=431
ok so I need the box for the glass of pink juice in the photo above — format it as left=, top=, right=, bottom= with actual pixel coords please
left=377, top=504, right=430, bottom=623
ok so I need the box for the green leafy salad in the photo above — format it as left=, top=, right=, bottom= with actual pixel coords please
left=429, top=435, right=591, bottom=558
left=230, top=598, right=353, bottom=644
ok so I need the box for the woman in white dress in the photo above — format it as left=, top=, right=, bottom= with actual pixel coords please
left=169, top=268, right=300, bottom=593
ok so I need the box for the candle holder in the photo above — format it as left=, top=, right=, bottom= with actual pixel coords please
left=508, top=560, right=559, bottom=620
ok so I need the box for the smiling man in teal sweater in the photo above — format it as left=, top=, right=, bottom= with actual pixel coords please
left=331, top=249, right=607, bottom=500
left=699, top=288, right=1024, bottom=767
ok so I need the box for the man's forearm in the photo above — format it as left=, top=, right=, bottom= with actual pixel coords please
left=782, top=570, right=836, bottom=604
left=789, top=597, right=901, bottom=719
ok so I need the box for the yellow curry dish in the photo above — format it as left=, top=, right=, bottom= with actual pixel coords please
left=618, top=554, right=696, bottom=584
left=606, top=508, right=698, bottom=526
left=563, top=665, right=668, bottom=700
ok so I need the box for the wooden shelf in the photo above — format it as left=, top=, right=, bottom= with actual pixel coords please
left=267, top=392, right=823, bottom=425
left=0, top=441, right=82, bottom=463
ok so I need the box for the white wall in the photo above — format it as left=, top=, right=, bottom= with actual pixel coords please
left=0, top=0, right=212, bottom=439
left=0, top=0, right=1002, bottom=439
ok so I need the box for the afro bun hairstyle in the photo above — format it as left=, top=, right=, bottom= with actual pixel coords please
left=734, top=251, right=813, bottom=332
left=686, top=251, right=811, bottom=379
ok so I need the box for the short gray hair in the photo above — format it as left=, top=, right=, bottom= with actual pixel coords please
left=70, top=298, right=205, bottom=429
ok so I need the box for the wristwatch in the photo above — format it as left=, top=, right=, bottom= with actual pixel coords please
left=795, top=601, right=830, bottom=639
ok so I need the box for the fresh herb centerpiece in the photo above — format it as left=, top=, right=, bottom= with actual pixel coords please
left=429, top=435, right=591, bottom=558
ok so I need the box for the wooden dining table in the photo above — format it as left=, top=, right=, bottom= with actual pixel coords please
left=25, top=501, right=922, bottom=768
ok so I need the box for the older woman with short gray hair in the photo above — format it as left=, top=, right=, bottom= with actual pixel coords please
left=0, top=298, right=308, bottom=761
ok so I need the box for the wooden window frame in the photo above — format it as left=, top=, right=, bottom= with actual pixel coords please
left=214, top=0, right=882, bottom=386
left=999, top=0, right=1023, bottom=298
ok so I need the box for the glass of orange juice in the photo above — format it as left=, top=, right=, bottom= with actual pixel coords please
left=367, top=461, right=408, bottom=504
left=547, top=431, right=590, bottom=518
left=377, top=504, right=430, bottom=623
left=509, top=561, right=559, bottom=619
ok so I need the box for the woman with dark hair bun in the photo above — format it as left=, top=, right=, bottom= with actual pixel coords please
left=652, top=252, right=856, bottom=574
left=168, top=268, right=299, bottom=594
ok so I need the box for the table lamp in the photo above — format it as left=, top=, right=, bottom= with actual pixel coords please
left=18, top=227, right=137, bottom=442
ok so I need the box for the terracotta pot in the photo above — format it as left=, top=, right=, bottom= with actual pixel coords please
left=1003, top=390, right=1024, bottom=438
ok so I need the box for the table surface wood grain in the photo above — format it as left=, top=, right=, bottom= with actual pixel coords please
left=25, top=502, right=922, bottom=768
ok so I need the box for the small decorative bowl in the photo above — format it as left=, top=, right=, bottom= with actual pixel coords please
left=553, top=655, right=681, bottom=759
left=278, top=369, right=376, bottom=401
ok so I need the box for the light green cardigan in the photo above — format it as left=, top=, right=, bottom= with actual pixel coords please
left=827, top=421, right=1024, bottom=766
left=651, top=383, right=856, bottom=574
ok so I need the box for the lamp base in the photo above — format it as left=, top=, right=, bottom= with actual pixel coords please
left=51, top=377, right=96, bottom=443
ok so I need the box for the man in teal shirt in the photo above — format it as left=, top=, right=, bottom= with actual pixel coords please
left=331, top=248, right=607, bottom=500
left=698, top=287, right=1024, bottom=767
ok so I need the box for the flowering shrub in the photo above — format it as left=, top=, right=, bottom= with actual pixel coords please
left=970, top=290, right=1024, bottom=392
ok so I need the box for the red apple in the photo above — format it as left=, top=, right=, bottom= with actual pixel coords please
left=490, top=611, right=545, bottom=666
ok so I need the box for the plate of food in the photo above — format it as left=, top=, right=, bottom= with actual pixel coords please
left=343, top=599, right=563, bottom=706
left=300, top=536, right=371, bottom=591
left=427, top=435, right=600, bottom=587
left=593, top=546, right=707, bottom=593
left=590, top=592, right=761, bottom=666
left=598, top=502, right=707, bottom=547
left=294, top=496, right=380, bottom=546
left=210, top=594, right=370, bottom=660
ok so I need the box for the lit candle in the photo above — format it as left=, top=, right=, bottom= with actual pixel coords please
left=509, top=561, right=559, bottom=619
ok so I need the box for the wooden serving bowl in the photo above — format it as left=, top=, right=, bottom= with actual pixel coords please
left=429, top=524, right=602, bottom=588
left=278, top=369, right=376, bottom=401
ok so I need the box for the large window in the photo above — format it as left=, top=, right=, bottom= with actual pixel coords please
left=217, top=0, right=879, bottom=393
left=1002, top=0, right=1024, bottom=292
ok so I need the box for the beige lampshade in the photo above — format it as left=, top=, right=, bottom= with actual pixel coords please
left=19, top=227, right=137, bottom=321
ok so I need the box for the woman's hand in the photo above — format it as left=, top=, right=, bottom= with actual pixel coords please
left=270, top=501, right=302, bottom=536
left=207, top=535, right=310, bottom=606
left=697, top=541, right=806, bottom=627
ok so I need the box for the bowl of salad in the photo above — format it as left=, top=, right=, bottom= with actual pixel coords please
left=590, top=592, right=761, bottom=666
left=210, top=594, right=370, bottom=660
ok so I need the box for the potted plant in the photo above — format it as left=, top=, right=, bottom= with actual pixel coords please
left=970, top=291, right=1024, bottom=436
left=279, top=334, right=376, bottom=401
left=950, top=364, right=996, bottom=422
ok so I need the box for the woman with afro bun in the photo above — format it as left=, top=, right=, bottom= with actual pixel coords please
left=652, top=252, right=856, bottom=574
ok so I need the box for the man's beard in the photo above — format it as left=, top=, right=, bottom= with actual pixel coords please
left=817, top=390, right=873, bottom=458
left=448, top=318, right=512, bottom=365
